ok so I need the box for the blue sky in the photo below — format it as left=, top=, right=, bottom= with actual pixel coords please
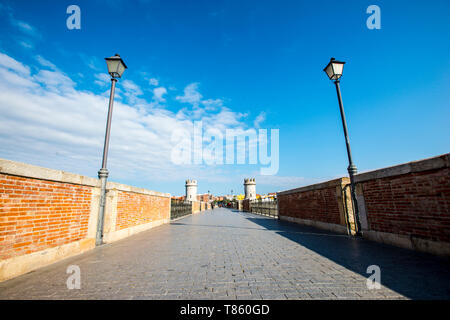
left=0, top=0, right=449, bottom=196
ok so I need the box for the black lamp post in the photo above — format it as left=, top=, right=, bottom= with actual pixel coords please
left=95, top=54, right=127, bottom=246
left=323, top=57, right=362, bottom=235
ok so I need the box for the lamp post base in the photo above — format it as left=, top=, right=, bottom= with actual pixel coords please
left=95, top=168, right=109, bottom=246
left=347, top=165, right=362, bottom=236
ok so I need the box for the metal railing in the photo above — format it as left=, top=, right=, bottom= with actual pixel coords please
left=170, top=199, right=192, bottom=220
left=250, top=199, right=278, bottom=218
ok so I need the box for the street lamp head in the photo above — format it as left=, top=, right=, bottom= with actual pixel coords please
left=323, top=57, right=345, bottom=81
left=105, top=54, right=127, bottom=79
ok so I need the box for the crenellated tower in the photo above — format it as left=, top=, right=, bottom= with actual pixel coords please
left=244, top=178, right=256, bottom=200
left=185, top=179, right=198, bottom=202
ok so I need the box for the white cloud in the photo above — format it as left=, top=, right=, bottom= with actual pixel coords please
left=2, top=6, right=41, bottom=49
left=0, top=52, right=30, bottom=75
left=153, top=86, right=167, bottom=102
left=34, top=70, right=75, bottom=93
left=254, top=111, right=266, bottom=128
left=8, top=13, right=41, bottom=41
left=0, top=52, right=257, bottom=189
left=149, top=78, right=159, bottom=86
left=176, top=82, right=202, bottom=106
left=94, top=73, right=111, bottom=86
left=18, top=40, right=34, bottom=49
left=13, top=20, right=34, bottom=33
left=202, top=98, right=223, bottom=110
left=11, top=19, right=41, bottom=39
left=122, top=79, right=142, bottom=95
left=121, top=79, right=145, bottom=104
left=79, top=54, right=102, bottom=71
left=0, top=51, right=305, bottom=193
left=35, top=55, right=58, bottom=71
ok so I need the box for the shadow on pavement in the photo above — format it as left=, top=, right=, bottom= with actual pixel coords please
left=243, top=213, right=450, bottom=300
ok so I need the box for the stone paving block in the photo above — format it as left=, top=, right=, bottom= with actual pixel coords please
left=0, top=208, right=449, bottom=300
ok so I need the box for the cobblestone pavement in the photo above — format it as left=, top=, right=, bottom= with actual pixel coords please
left=1, top=208, right=450, bottom=300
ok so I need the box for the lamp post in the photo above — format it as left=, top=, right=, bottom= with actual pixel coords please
left=95, top=54, right=127, bottom=246
left=323, top=57, right=362, bottom=235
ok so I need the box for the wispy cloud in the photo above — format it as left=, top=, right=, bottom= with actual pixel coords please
left=79, top=54, right=103, bottom=71
left=0, top=53, right=31, bottom=75
left=202, top=98, right=223, bottom=111
left=35, top=55, right=58, bottom=71
left=149, top=78, right=159, bottom=86
left=176, top=82, right=202, bottom=106
left=153, top=87, right=167, bottom=102
left=8, top=14, right=41, bottom=40
left=254, top=111, right=266, bottom=128
left=1, top=5, right=42, bottom=49
left=18, top=40, right=34, bottom=49
left=94, top=73, right=111, bottom=86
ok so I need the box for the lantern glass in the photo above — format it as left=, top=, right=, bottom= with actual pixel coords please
left=105, top=54, right=127, bottom=78
left=323, top=58, right=345, bottom=80
left=324, top=63, right=334, bottom=80
left=332, top=62, right=344, bottom=79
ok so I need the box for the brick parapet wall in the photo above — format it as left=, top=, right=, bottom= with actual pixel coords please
left=0, top=173, right=93, bottom=261
left=277, top=178, right=354, bottom=234
left=115, top=190, right=170, bottom=231
left=276, top=153, right=450, bottom=256
left=243, top=199, right=250, bottom=212
left=192, top=201, right=200, bottom=213
left=355, top=153, right=450, bottom=249
left=0, top=158, right=171, bottom=281
left=190, top=201, right=211, bottom=214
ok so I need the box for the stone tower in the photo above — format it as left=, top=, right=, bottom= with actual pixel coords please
left=244, top=178, right=256, bottom=200
left=185, top=179, right=198, bottom=202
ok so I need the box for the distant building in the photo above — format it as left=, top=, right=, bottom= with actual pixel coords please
left=185, top=179, right=197, bottom=202
left=244, top=178, right=256, bottom=200
left=197, top=193, right=212, bottom=202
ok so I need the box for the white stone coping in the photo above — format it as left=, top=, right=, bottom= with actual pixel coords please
left=276, top=153, right=449, bottom=196
left=108, top=181, right=170, bottom=198
left=0, top=158, right=170, bottom=198
left=0, top=158, right=100, bottom=187
left=277, top=177, right=348, bottom=196
left=354, top=153, right=449, bottom=183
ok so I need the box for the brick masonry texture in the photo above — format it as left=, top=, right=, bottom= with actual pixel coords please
left=0, top=173, right=92, bottom=260
left=243, top=199, right=250, bottom=212
left=192, top=201, right=200, bottom=213
left=359, top=167, right=450, bottom=242
left=278, top=186, right=342, bottom=225
left=0, top=158, right=171, bottom=281
left=277, top=178, right=351, bottom=229
left=277, top=153, right=450, bottom=255
left=116, top=191, right=170, bottom=230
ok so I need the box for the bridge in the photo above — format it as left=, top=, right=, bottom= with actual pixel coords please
left=0, top=154, right=449, bottom=300
left=1, top=208, right=450, bottom=300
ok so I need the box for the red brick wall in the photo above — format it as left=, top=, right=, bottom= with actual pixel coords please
left=197, top=194, right=210, bottom=202
left=0, top=174, right=92, bottom=260
left=359, top=167, right=450, bottom=242
left=115, top=191, right=170, bottom=230
left=192, top=201, right=200, bottom=213
left=243, top=199, right=250, bottom=212
left=278, top=185, right=344, bottom=225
